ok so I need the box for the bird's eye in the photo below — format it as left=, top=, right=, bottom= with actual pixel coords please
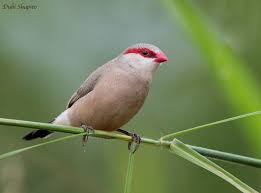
left=141, top=50, right=149, bottom=56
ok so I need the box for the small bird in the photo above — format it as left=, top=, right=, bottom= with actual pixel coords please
left=23, top=43, right=168, bottom=150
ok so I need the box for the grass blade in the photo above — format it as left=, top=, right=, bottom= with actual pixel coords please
left=170, top=139, right=258, bottom=193
left=161, top=111, right=261, bottom=140
left=124, top=151, right=136, bottom=193
left=0, top=133, right=85, bottom=160
left=165, top=0, right=261, bottom=152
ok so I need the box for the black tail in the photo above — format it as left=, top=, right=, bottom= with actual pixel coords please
left=22, top=119, right=55, bottom=141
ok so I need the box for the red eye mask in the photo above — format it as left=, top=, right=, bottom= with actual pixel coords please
left=124, top=48, right=157, bottom=58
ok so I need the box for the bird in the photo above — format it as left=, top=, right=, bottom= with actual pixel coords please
left=23, top=43, right=168, bottom=151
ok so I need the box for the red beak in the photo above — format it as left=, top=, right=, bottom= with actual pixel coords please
left=155, top=52, right=168, bottom=63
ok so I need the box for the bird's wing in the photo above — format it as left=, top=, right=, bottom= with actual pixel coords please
left=67, top=62, right=111, bottom=108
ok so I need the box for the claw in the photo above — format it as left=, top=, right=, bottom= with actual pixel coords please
left=81, top=125, right=94, bottom=146
left=116, top=129, right=141, bottom=153
left=128, top=133, right=141, bottom=153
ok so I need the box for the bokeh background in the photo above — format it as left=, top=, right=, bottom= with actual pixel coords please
left=0, top=0, right=260, bottom=192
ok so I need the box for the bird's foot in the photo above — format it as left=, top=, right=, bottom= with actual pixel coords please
left=128, top=133, right=141, bottom=153
left=117, top=129, right=141, bottom=153
left=81, top=125, right=94, bottom=146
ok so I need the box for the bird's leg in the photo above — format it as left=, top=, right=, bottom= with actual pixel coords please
left=117, top=129, right=141, bottom=153
left=81, top=125, right=94, bottom=146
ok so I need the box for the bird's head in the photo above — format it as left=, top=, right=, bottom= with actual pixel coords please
left=118, top=43, right=168, bottom=78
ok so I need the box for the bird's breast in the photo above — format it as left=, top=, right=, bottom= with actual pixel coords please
left=86, top=69, right=150, bottom=131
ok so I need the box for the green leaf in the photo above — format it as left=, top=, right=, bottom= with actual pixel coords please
left=170, top=139, right=258, bottom=193
left=124, top=151, right=136, bottom=193
left=165, top=0, right=261, bottom=153
left=161, top=111, right=261, bottom=140
left=0, top=133, right=85, bottom=160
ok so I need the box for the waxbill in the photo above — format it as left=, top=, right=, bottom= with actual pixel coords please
left=23, top=43, right=168, bottom=150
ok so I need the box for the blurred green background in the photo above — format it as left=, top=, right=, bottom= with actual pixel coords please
left=0, top=0, right=260, bottom=193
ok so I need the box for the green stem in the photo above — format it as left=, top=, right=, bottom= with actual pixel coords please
left=189, top=145, right=261, bottom=168
left=0, top=117, right=167, bottom=146
left=161, top=111, right=261, bottom=140
left=0, top=133, right=85, bottom=160
left=0, top=117, right=260, bottom=168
